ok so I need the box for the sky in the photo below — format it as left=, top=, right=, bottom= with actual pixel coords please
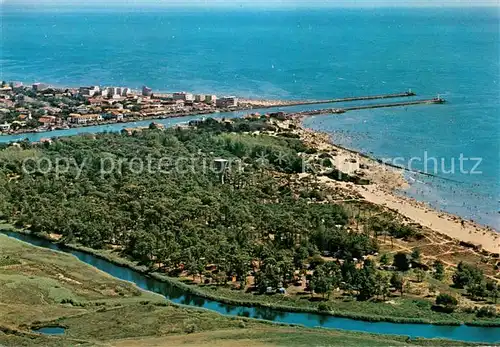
left=2, top=0, right=499, bottom=8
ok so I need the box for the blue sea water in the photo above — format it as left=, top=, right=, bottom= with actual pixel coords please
left=1, top=7, right=499, bottom=229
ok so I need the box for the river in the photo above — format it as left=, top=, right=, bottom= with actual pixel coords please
left=2, top=231, right=499, bottom=343
left=0, top=99, right=415, bottom=144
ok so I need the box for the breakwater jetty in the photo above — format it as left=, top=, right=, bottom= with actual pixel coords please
left=310, top=90, right=416, bottom=105
left=241, top=91, right=417, bottom=108
left=292, top=97, right=445, bottom=117
left=343, top=97, right=445, bottom=111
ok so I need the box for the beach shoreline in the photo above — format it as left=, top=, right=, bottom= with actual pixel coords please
left=291, top=118, right=499, bottom=255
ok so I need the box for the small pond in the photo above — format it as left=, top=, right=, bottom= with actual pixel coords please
left=32, top=326, right=66, bottom=335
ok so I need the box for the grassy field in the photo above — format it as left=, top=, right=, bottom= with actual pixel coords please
left=2, top=220, right=499, bottom=328
left=0, top=234, right=478, bottom=347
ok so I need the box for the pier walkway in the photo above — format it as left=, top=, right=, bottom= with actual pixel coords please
left=311, top=91, right=416, bottom=105
left=243, top=91, right=417, bottom=109
left=293, top=97, right=445, bottom=117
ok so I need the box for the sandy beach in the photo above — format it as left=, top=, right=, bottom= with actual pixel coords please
left=288, top=119, right=500, bottom=255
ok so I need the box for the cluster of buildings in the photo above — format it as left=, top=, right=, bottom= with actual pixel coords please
left=145, top=89, right=238, bottom=108
left=79, top=86, right=133, bottom=99
left=0, top=81, right=241, bottom=134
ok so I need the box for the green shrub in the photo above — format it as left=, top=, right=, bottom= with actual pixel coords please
left=184, top=323, right=198, bottom=334
left=436, top=293, right=458, bottom=307
left=476, top=306, right=497, bottom=318
left=452, top=262, right=484, bottom=289
left=318, top=302, right=331, bottom=311
left=462, top=306, right=476, bottom=314
left=435, top=293, right=458, bottom=313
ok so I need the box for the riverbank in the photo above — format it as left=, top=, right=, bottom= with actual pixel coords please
left=0, top=88, right=416, bottom=139
left=2, top=227, right=498, bottom=330
left=0, top=106, right=242, bottom=139
left=5, top=234, right=469, bottom=347
left=289, top=119, right=500, bottom=255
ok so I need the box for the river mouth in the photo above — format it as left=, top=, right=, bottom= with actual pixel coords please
left=2, top=230, right=499, bottom=344
left=31, top=326, right=66, bottom=335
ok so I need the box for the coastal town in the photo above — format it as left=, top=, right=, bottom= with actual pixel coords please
left=0, top=81, right=444, bottom=137
left=0, top=81, right=242, bottom=134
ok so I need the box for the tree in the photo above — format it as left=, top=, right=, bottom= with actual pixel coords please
left=293, top=245, right=309, bottom=269
left=467, top=282, right=487, bottom=300
left=26, top=118, right=41, bottom=128
left=380, top=253, right=390, bottom=266
left=486, top=281, right=498, bottom=304
left=486, top=280, right=497, bottom=291
left=476, top=306, right=497, bottom=318
left=368, top=217, right=385, bottom=238
left=414, top=268, right=426, bottom=283
left=277, top=258, right=295, bottom=286
left=185, top=258, right=201, bottom=281
left=390, top=272, right=405, bottom=296
left=254, top=266, right=280, bottom=294
left=310, top=267, right=331, bottom=299
left=411, top=248, right=421, bottom=263
left=255, top=258, right=281, bottom=294
left=435, top=293, right=458, bottom=312
left=433, top=260, right=445, bottom=281
left=374, top=272, right=390, bottom=300
left=322, top=261, right=341, bottom=291
left=452, top=262, right=484, bottom=289
left=357, top=259, right=377, bottom=300
left=127, top=231, right=155, bottom=265
left=393, top=252, right=411, bottom=271
left=308, top=254, right=325, bottom=270
left=230, top=254, right=250, bottom=287
left=491, top=287, right=499, bottom=304
left=340, top=260, right=358, bottom=296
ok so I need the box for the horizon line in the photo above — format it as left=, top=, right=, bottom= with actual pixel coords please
left=2, top=3, right=499, bottom=10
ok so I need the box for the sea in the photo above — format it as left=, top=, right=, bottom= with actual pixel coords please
left=1, top=6, right=499, bottom=230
